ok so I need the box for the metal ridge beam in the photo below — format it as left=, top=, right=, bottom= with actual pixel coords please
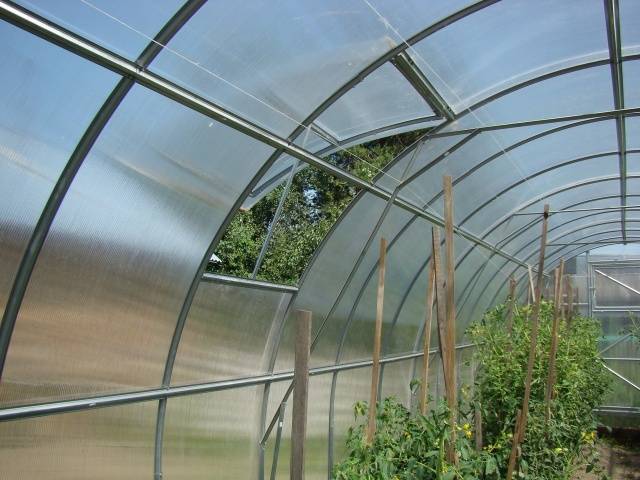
left=0, top=0, right=531, bottom=271
left=605, top=0, right=627, bottom=241
left=392, top=52, right=454, bottom=120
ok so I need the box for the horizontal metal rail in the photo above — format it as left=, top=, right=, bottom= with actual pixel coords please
left=201, top=273, right=298, bottom=294
left=0, top=345, right=473, bottom=422
left=515, top=204, right=640, bottom=216
left=0, top=0, right=536, bottom=272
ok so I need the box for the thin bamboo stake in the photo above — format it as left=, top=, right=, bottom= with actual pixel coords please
left=420, top=261, right=436, bottom=415
left=431, top=227, right=456, bottom=463
left=474, top=402, right=483, bottom=452
left=545, top=260, right=564, bottom=424
left=366, top=237, right=386, bottom=444
left=506, top=204, right=550, bottom=480
left=290, top=310, right=311, bottom=480
left=505, top=277, right=517, bottom=335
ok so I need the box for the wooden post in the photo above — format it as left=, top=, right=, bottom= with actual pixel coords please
left=420, top=260, right=436, bottom=415
left=505, top=276, right=517, bottom=335
left=506, top=204, right=550, bottom=480
left=432, top=227, right=456, bottom=462
left=366, top=237, right=387, bottom=444
left=545, top=260, right=564, bottom=424
left=291, top=310, right=311, bottom=480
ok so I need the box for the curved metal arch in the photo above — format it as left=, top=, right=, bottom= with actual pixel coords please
left=459, top=185, right=640, bottom=320
left=334, top=125, right=627, bottom=361
left=499, top=220, right=640, bottom=306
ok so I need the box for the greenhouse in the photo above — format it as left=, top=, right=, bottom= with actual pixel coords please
left=0, top=0, right=639, bottom=478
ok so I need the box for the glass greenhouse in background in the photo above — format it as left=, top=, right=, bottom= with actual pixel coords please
left=0, top=0, right=638, bottom=478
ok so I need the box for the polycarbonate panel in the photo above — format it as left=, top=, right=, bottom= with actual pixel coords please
left=409, top=0, right=608, bottom=111
left=594, top=266, right=640, bottom=307
left=273, top=193, right=388, bottom=372
left=628, top=153, right=640, bottom=173
left=627, top=116, right=640, bottom=150
left=377, top=134, right=463, bottom=194
left=332, top=366, right=372, bottom=465
left=380, top=360, right=414, bottom=405
left=0, top=23, right=118, bottom=317
left=511, top=211, right=625, bottom=261
left=620, top=0, right=640, bottom=55
left=484, top=179, right=622, bottom=251
left=325, top=206, right=418, bottom=364
left=0, top=402, right=156, bottom=479
left=454, top=120, right=618, bottom=224
left=152, top=0, right=427, bottom=137
left=624, top=61, right=640, bottom=107
left=337, top=117, right=442, bottom=149
left=399, top=122, right=572, bottom=217
left=362, top=0, right=475, bottom=43
left=163, top=386, right=261, bottom=479
left=264, top=375, right=332, bottom=480
left=445, top=65, right=614, bottom=130
left=171, top=282, right=292, bottom=386
left=315, top=63, right=434, bottom=141
left=1, top=85, right=274, bottom=406
left=486, top=196, right=624, bottom=259
left=462, top=152, right=620, bottom=236
left=15, top=0, right=183, bottom=60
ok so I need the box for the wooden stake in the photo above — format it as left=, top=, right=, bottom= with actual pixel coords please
left=506, top=204, right=550, bottom=480
left=420, top=260, right=436, bottom=415
left=527, top=265, right=535, bottom=304
left=566, top=277, right=574, bottom=325
left=545, top=260, right=564, bottom=424
left=443, top=176, right=457, bottom=410
left=431, top=227, right=456, bottom=462
left=474, top=402, right=483, bottom=452
left=366, top=237, right=386, bottom=444
left=505, top=276, right=517, bottom=335
left=291, top=310, right=311, bottom=480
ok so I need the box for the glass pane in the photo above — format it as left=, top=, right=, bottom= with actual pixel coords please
left=316, top=63, right=434, bottom=141
left=151, top=0, right=427, bottom=136
left=0, top=402, right=156, bottom=479
left=172, top=281, right=292, bottom=386
left=163, top=387, right=262, bottom=479
left=1, top=85, right=274, bottom=406
left=15, top=0, right=184, bottom=60
left=0, top=23, right=118, bottom=318
left=620, top=0, right=640, bottom=55
left=409, top=0, right=608, bottom=111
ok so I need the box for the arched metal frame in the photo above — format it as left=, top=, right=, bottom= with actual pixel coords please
left=0, top=0, right=638, bottom=478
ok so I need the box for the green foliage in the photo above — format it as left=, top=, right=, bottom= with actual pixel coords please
left=333, top=397, right=500, bottom=480
left=469, top=301, right=610, bottom=479
left=209, top=133, right=423, bottom=285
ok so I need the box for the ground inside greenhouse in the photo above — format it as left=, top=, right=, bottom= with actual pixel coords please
left=573, top=431, right=640, bottom=480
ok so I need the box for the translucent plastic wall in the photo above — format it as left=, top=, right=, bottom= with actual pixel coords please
left=0, top=0, right=639, bottom=478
